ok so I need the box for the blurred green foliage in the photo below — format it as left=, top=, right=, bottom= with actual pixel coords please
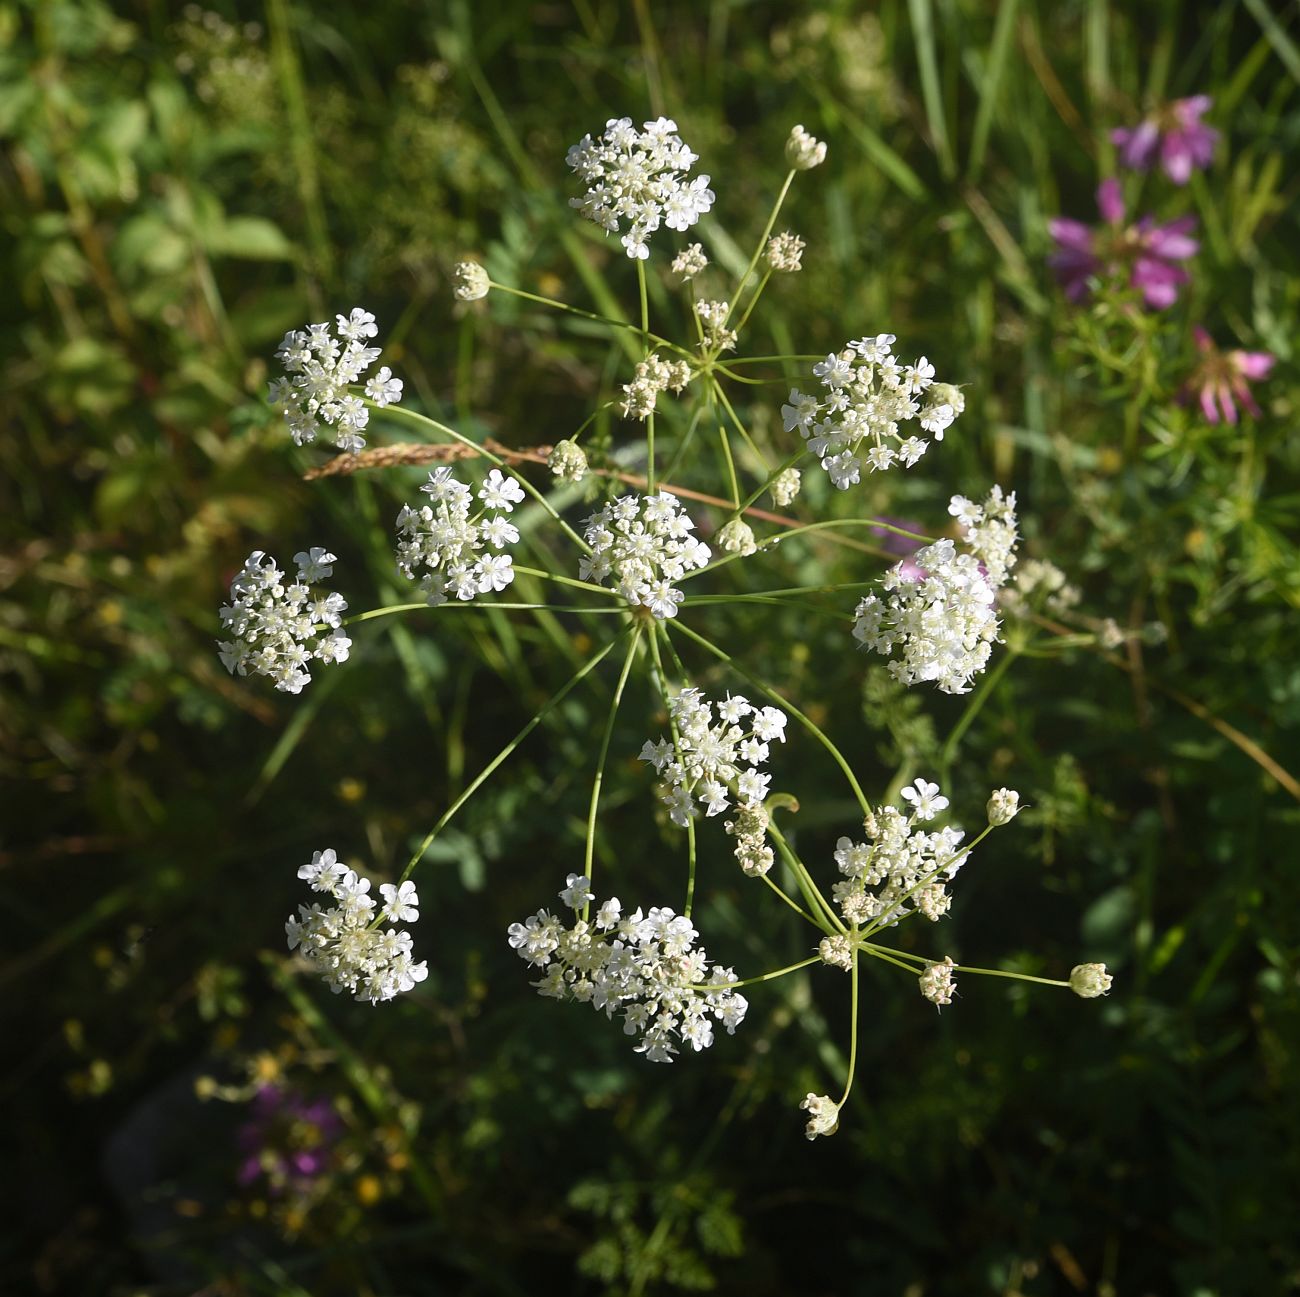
left=2, top=0, right=1298, bottom=1294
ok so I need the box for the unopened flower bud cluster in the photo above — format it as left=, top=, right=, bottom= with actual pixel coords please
left=717, top=517, right=757, bottom=556
left=453, top=261, right=490, bottom=301
left=782, top=334, right=962, bottom=489
left=286, top=850, right=428, bottom=1004
left=800, top=1092, right=839, bottom=1140
left=1070, top=962, right=1113, bottom=998
left=853, top=487, right=1019, bottom=695
left=546, top=438, right=589, bottom=483
left=619, top=352, right=693, bottom=420
left=1002, top=557, right=1082, bottom=619
left=268, top=307, right=402, bottom=453
left=639, top=688, right=787, bottom=825
left=578, top=491, right=711, bottom=619
left=919, top=955, right=957, bottom=1007
left=694, top=299, right=737, bottom=352
left=769, top=467, right=802, bottom=507
left=395, top=467, right=523, bottom=605
left=218, top=548, right=351, bottom=695
left=764, top=231, right=805, bottom=273
left=567, top=116, right=715, bottom=260
left=785, top=124, right=827, bottom=170
left=725, top=801, right=773, bottom=876
left=671, top=243, right=708, bottom=281
left=507, top=875, right=748, bottom=1062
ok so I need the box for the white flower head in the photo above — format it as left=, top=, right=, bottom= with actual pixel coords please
left=987, top=788, right=1021, bottom=825
left=395, top=466, right=522, bottom=606
left=671, top=242, right=708, bottom=280
left=578, top=492, right=710, bottom=619
left=268, top=307, right=400, bottom=453
left=764, top=230, right=805, bottom=273
left=919, top=956, right=957, bottom=1007
left=783, top=336, right=962, bottom=489
left=619, top=353, right=693, bottom=420
left=287, top=853, right=427, bottom=1004
left=508, top=881, right=747, bottom=1061
left=217, top=548, right=351, bottom=694
left=567, top=117, right=714, bottom=259
left=547, top=439, right=589, bottom=483
left=853, top=487, right=1018, bottom=695
left=640, top=686, right=786, bottom=826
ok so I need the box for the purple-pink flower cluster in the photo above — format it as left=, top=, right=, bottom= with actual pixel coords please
left=1049, top=178, right=1198, bottom=310
left=1184, top=329, right=1275, bottom=425
left=1047, top=92, right=1274, bottom=421
left=1113, top=96, right=1219, bottom=185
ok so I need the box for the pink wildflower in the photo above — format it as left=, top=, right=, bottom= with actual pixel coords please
left=1048, top=179, right=1198, bottom=310
left=1184, top=328, right=1275, bottom=424
left=1112, top=96, right=1219, bottom=185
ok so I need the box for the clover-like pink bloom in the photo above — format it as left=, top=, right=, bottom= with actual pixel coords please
left=1048, top=179, right=1198, bottom=310
left=1184, top=328, right=1274, bottom=424
left=1112, top=96, right=1219, bottom=185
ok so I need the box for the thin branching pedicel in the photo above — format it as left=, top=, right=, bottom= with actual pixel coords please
left=215, top=117, right=1115, bottom=1146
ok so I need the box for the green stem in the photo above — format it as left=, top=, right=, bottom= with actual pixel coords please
left=838, top=955, right=860, bottom=1107
left=400, top=635, right=623, bottom=882
left=583, top=624, right=644, bottom=904
left=758, top=870, right=819, bottom=925
left=696, top=954, right=820, bottom=993
left=724, top=169, right=796, bottom=331
left=488, top=281, right=687, bottom=357
left=636, top=259, right=650, bottom=342
left=648, top=626, right=697, bottom=917
left=938, top=646, right=1019, bottom=774
left=711, top=379, right=769, bottom=472
left=768, top=819, right=844, bottom=934
left=512, top=565, right=623, bottom=599
left=717, top=421, right=740, bottom=508
left=347, top=602, right=626, bottom=625
left=732, top=268, right=773, bottom=339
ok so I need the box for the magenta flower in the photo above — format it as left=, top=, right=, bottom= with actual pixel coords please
left=1048, top=179, right=1198, bottom=309
left=1112, top=96, right=1219, bottom=185
left=1184, top=328, right=1275, bottom=424
left=236, top=1085, right=343, bottom=1192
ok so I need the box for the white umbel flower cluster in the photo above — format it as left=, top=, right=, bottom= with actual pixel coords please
left=566, top=116, right=715, bottom=260
left=782, top=335, right=963, bottom=489
left=830, top=779, right=975, bottom=929
left=395, top=467, right=523, bottom=606
left=619, top=353, right=693, bottom=420
left=268, top=307, right=402, bottom=453
left=948, top=485, right=1019, bottom=587
left=852, top=486, right=1019, bottom=695
left=507, top=875, right=748, bottom=1063
left=286, top=850, right=428, bottom=1004
left=217, top=548, right=351, bottom=695
left=578, top=492, right=711, bottom=619
left=639, top=687, right=788, bottom=826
